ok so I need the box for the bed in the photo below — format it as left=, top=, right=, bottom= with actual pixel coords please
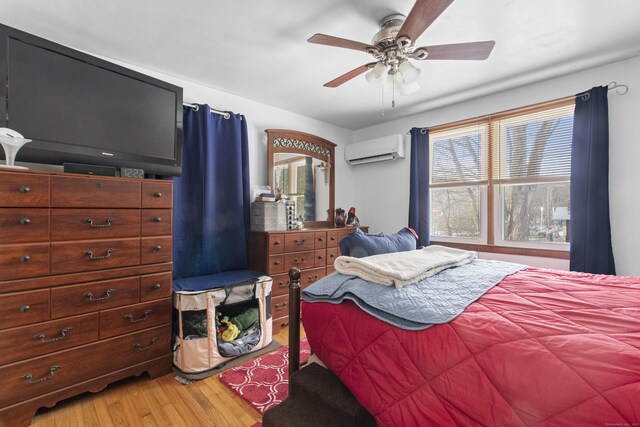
left=296, top=257, right=640, bottom=426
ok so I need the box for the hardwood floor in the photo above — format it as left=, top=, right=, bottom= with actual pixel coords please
left=29, top=326, right=302, bottom=427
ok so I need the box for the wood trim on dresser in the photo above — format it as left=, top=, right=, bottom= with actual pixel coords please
left=0, top=169, right=173, bottom=427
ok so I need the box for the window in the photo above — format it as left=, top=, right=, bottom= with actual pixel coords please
left=429, top=101, right=574, bottom=251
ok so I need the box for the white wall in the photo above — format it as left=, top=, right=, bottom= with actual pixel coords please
left=91, top=57, right=356, bottom=216
left=348, top=56, right=640, bottom=275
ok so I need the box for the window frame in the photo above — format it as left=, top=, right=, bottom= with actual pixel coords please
left=427, top=98, right=574, bottom=258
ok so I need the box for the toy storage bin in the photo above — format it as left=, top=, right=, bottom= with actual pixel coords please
left=172, top=272, right=272, bottom=380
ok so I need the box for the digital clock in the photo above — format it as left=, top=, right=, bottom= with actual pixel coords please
left=120, top=167, right=145, bottom=179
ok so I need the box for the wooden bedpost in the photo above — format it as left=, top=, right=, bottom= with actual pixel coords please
left=288, top=267, right=301, bottom=377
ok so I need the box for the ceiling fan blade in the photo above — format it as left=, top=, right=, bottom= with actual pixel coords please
left=308, top=34, right=375, bottom=53
left=324, top=63, right=375, bottom=88
left=397, top=0, right=454, bottom=44
left=412, top=41, right=496, bottom=60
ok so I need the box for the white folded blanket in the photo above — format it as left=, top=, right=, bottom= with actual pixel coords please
left=334, top=245, right=478, bottom=288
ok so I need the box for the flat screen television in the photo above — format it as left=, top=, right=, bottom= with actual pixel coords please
left=0, top=24, right=183, bottom=176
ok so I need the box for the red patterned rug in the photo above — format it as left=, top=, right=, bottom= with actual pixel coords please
left=219, top=339, right=311, bottom=414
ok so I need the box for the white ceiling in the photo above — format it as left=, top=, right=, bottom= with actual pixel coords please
left=1, top=0, right=639, bottom=130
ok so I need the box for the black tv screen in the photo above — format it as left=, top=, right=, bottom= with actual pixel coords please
left=0, top=24, right=183, bottom=176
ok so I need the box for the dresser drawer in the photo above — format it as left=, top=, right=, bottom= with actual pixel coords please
left=141, top=236, right=172, bottom=264
left=0, top=313, right=99, bottom=365
left=284, top=233, right=315, bottom=252
left=140, top=272, right=172, bottom=301
left=0, top=289, right=50, bottom=330
left=99, top=298, right=172, bottom=339
left=271, top=294, right=289, bottom=319
left=50, top=209, right=141, bottom=241
left=314, top=249, right=327, bottom=267
left=268, top=233, right=285, bottom=255
left=284, top=251, right=315, bottom=271
left=267, top=254, right=284, bottom=275
left=0, top=208, right=49, bottom=244
left=50, top=277, right=140, bottom=318
left=0, top=325, right=170, bottom=409
left=270, top=273, right=290, bottom=297
left=327, top=247, right=339, bottom=265
left=51, top=238, right=141, bottom=274
left=141, top=209, right=172, bottom=236
left=0, top=173, right=49, bottom=207
left=327, top=230, right=339, bottom=248
left=0, top=243, right=50, bottom=280
left=301, top=267, right=326, bottom=288
left=51, top=176, right=141, bottom=208
left=326, top=266, right=336, bottom=275
left=314, top=232, right=327, bottom=249
left=141, top=181, right=173, bottom=208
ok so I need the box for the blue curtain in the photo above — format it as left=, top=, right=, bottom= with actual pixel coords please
left=570, top=86, right=616, bottom=274
left=172, top=105, right=250, bottom=279
left=408, top=127, right=430, bottom=246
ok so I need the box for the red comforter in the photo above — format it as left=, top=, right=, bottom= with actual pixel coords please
left=302, top=268, right=640, bottom=426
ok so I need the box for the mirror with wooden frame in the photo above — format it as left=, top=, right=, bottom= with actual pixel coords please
left=266, top=129, right=336, bottom=228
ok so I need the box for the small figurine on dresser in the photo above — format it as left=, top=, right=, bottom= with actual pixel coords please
left=346, top=207, right=360, bottom=227
left=335, top=208, right=346, bottom=226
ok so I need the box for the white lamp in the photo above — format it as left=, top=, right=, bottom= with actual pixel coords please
left=384, top=71, right=403, bottom=92
left=0, top=128, right=31, bottom=170
left=398, top=60, right=421, bottom=85
left=365, top=62, right=387, bottom=87
left=399, top=80, right=421, bottom=96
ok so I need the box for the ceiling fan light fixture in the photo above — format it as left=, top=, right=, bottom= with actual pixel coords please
left=399, top=80, right=421, bottom=96
left=398, top=60, right=421, bottom=85
left=365, top=61, right=387, bottom=87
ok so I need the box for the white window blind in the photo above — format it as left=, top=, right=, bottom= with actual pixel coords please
left=430, top=123, right=489, bottom=187
left=492, top=104, right=574, bottom=183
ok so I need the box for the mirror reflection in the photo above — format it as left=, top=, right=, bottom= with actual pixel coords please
left=273, top=153, right=330, bottom=222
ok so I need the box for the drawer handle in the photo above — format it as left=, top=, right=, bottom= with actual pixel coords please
left=330, top=236, right=336, bottom=241
left=20, top=255, right=31, bottom=262
left=293, top=257, right=305, bottom=264
left=152, top=283, right=162, bottom=290
left=330, top=253, right=336, bottom=258
left=293, top=239, right=306, bottom=245
left=307, top=274, right=320, bottom=282
left=274, top=302, right=288, bottom=310
left=273, top=240, right=281, bottom=246
left=83, top=218, right=116, bottom=228
left=19, top=185, right=30, bottom=193
left=318, top=255, right=324, bottom=260
left=153, top=245, right=162, bottom=252
left=33, top=327, right=72, bottom=343
left=19, top=217, right=31, bottom=225
left=153, top=217, right=162, bottom=223
left=318, top=237, right=324, bottom=242
left=133, top=337, right=159, bottom=351
left=84, top=248, right=116, bottom=260
left=154, top=192, right=163, bottom=198
left=278, top=281, right=287, bottom=288
left=124, top=310, right=151, bottom=323
left=274, top=260, right=281, bottom=266
left=21, top=366, right=60, bottom=384
left=20, top=304, right=30, bottom=312
left=84, top=288, right=116, bottom=302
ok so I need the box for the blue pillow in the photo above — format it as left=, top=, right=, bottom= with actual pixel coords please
left=339, top=227, right=418, bottom=258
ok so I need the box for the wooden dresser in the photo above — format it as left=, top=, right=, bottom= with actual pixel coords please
left=0, top=169, right=173, bottom=427
left=247, top=226, right=367, bottom=332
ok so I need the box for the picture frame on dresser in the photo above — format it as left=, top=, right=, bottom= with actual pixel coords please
left=0, top=169, right=173, bottom=427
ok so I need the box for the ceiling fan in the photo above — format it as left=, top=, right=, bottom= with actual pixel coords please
left=308, top=0, right=495, bottom=95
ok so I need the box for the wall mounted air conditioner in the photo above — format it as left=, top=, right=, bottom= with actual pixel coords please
left=344, top=134, right=406, bottom=166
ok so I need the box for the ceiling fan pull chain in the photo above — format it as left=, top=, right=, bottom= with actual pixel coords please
left=380, top=85, right=385, bottom=117
left=392, top=73, right=396, bottom=108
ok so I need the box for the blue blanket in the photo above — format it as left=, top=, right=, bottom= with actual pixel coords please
left=302, top=259, right=525, bottom=330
